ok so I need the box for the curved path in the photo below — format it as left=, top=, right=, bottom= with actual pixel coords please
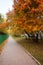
left=0, top=36, right=38, bottom=65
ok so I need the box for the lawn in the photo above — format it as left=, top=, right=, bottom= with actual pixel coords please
left=15, top=37, right=43, bottom=65
left=0, top=34, right=8, bottom=44
left=0, top=34, right=9, bottom=54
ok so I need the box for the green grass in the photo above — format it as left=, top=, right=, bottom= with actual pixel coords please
left=0, top=34, right=9, bottom=54
left=0, top=34, right=9, bottom=44
left=15, top=37, right=43, bottom=65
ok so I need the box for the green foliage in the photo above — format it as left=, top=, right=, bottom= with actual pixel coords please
left=0, top=14, right=4, bottom=23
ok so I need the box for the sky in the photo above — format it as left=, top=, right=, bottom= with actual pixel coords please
left=0, top=0, right=13, bottom=17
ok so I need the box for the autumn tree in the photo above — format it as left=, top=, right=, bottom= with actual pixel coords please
left=0, top=14, right=8, bottom=34
left=13, top=0, right=43, bottom=30
left=6, top=0, right=43, bottom=41
left=6, top=10, right=24, bottom=36
left=12, top=0, right=43, bottom=40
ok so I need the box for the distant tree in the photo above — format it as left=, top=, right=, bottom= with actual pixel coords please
left=6, top=11, right=24, bottom=35
left=0, top=14, right=8, bottom=34
left=0, top=14, right=4, bottom=23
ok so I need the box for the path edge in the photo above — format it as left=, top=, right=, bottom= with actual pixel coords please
left=18, top=43, right=41, bottom=65
left=0, top=39, right=8, bottom=55
left=24, top=47, right=41, bottom=65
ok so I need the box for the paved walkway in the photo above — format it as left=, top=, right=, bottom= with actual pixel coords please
left=0, top=36, right=38, bottom=65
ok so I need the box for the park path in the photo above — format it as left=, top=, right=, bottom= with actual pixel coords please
left=0, top=36, right=38, bottom=65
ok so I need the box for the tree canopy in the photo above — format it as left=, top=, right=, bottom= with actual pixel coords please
left=7, top=0, right=43, bottom=34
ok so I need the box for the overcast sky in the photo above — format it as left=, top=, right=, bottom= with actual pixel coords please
left=0, top=0, right=13, bottom=17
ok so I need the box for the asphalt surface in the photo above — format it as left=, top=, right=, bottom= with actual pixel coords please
left=0, top=36, right=38, bottom=65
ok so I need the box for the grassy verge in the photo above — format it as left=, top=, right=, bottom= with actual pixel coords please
left=15, top=37, right=43, bottom=65
left=0, top=39, right=8, bottom=54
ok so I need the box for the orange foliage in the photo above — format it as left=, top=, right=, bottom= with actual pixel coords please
left=7, top=0, right=43, bottom=33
